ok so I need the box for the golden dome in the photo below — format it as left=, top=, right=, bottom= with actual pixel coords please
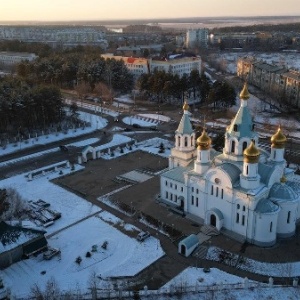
left=239, top=82, right=250, bottom=100
left=197, top=130, right=211, bottom=150
left=280, top=175, right=287, bottom=184
left=183, top=101, right=189, bottom=111
left=243, top=141, right=260, bottom=163
left=271, top=126, right=287, bottom=149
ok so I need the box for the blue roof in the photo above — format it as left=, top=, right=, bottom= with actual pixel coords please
left=227, top=105, right=255, bottom=139
left=176, top=113, right=194, bottom=135
left=269, top=182, right=297, bottom=201
left=255, top=199, right=279, bottom=213
left=179, top=234, right=199, bottom=249
left=217, top=163, right=241, bottom=184
left=258, top=163, right=276, bottom=186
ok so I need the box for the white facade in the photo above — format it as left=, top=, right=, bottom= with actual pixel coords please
left=160, top=84, right=300, bottom=247
left=0, top=51, right=37, bottom=66
left=186, top=28, right=208, bottom=48
left=150, top=57, right=202, bottom=78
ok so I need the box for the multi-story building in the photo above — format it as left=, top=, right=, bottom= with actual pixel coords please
left=102, top=54, right=202, bottom=79
left=186, top=28, right=208, bottom=48
left=150, top=56, right=202, bottom=78
left=0, top=26, right=107, bottom=49
left=237, top=57, right=300, bottom=108
left=101, top=54, right=149, bottom=79
left=0, top=51, right=37, bottom=67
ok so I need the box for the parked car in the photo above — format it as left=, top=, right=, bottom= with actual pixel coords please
left=136, top=231, right=150, bottom=242
left=43, top=247, right=61, bottom=260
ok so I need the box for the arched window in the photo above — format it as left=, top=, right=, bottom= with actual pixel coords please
left=211, top=185, right=214, bottom=195
left=216, top=187, right=219, bottom=197
left=243, top=141, right=248, bottom=151
left=221, top=189, right=224, bottom=199
left=287, top=211, right=291, bottom=224
left=178, top=136, right=181, bottom=147
left=246, top=165, right=249, bottom=175
left=237, top=204, right=240, bottom=210
left=184, top=137, right=188, bottom=147
left=270, top=222, right=273, bottom=232
left=231, top=140, right=235, bottom=153
left=233, top=124, right=238, bottom=132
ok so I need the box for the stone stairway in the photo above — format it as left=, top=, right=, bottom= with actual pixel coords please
left=200, top=225, right=220, bottom=236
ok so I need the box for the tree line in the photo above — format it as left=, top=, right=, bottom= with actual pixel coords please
left=137, top=69, right=236, bottom=108
left=17, top=53, right=134, bottom=93
left=0, top=77, right=64, bottom=138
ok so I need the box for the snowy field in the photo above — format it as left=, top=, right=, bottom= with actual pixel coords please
left=4, top=214, right=164, bottom=298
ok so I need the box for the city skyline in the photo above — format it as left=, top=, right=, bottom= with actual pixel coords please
left=1, top=0, right=300, bottom=22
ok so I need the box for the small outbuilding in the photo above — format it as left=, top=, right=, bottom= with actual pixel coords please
left=0, top=221, right=47, bottom=269
left=178, top=234, right=199, bottom=257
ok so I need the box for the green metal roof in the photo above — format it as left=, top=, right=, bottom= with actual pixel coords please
left=176, top=113, right=194, bottom=135
left=179, top=234, right=199, bottom=249
left=227, top=105, right=255, bottom=139
left=162, top=166, right=186, bottom=183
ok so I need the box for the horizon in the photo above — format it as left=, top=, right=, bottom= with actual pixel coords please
left=1, top=0, right=300, bottom=22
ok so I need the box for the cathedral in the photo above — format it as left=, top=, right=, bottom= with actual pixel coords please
left=160, top=83, right=300, bottom=247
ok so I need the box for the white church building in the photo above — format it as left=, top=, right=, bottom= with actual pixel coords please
left=160, top=83, right=300, bottom=247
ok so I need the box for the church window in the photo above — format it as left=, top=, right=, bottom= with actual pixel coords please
left=215, top=178, right=220, bottom=184
left=221, top=189, right=224, bottom=199
left=170, top=193, right=173, bottom=200
left=270, top=222, right=273, bottom=232
left=243, top=206, right=246, bottom=211
left=178, top=136, right=181, bottom=147
left=181, top=187, right=183, bottom=192
left=242, top=215, right=245, bottom=226
left=287, top=211, right=291, bottom=224
left=170, top=183, right=173, bottom=188
left=231, top=140, right=235, bottom=153
left=252, top=124, right=255, bottom=130
left=237, top=204, right=240, bottom=210
left=196, top=197, right=199, bottom=207
left=236, top=213, right=240, bottom=223
left=184, top=137, right=188, bottom=147
left=166, top=191, right=168, bottom=199
left=191, top=196, right=194, bottom=205
left=216, top=187, right=219, bottom=197
left=165, top=181, right=168, bottom=186
left=243, top=141, right=248, bottom=151
left=175, top=184, right=177, bottom=190
left=196, top=189, right=199, bottom=194
left=246, top=165, right=249, bottom=175
left=233, top=124, right=238, bottom=132
left=211, top=185, right=214, bottom=195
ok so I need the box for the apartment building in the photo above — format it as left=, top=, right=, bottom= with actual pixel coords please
left=237, top=57, right=300, bottom=108
left=186, top=28, right=208, bottom=48
left=0, top=51, right=37, bottom=67
left=150, top=56, right=202, bottom=78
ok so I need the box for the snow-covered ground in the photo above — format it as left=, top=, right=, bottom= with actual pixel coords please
left=4, top=214, right=164, bottom=298
left=158, top=267, right=300, bottom=300
left=0, top=111, right=107, bottom=157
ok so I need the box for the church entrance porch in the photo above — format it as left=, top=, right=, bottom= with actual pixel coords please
left=205, top=208, right=224, bottom=231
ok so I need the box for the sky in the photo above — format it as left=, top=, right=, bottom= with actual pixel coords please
left=0, top=0, right=300, bottom=22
